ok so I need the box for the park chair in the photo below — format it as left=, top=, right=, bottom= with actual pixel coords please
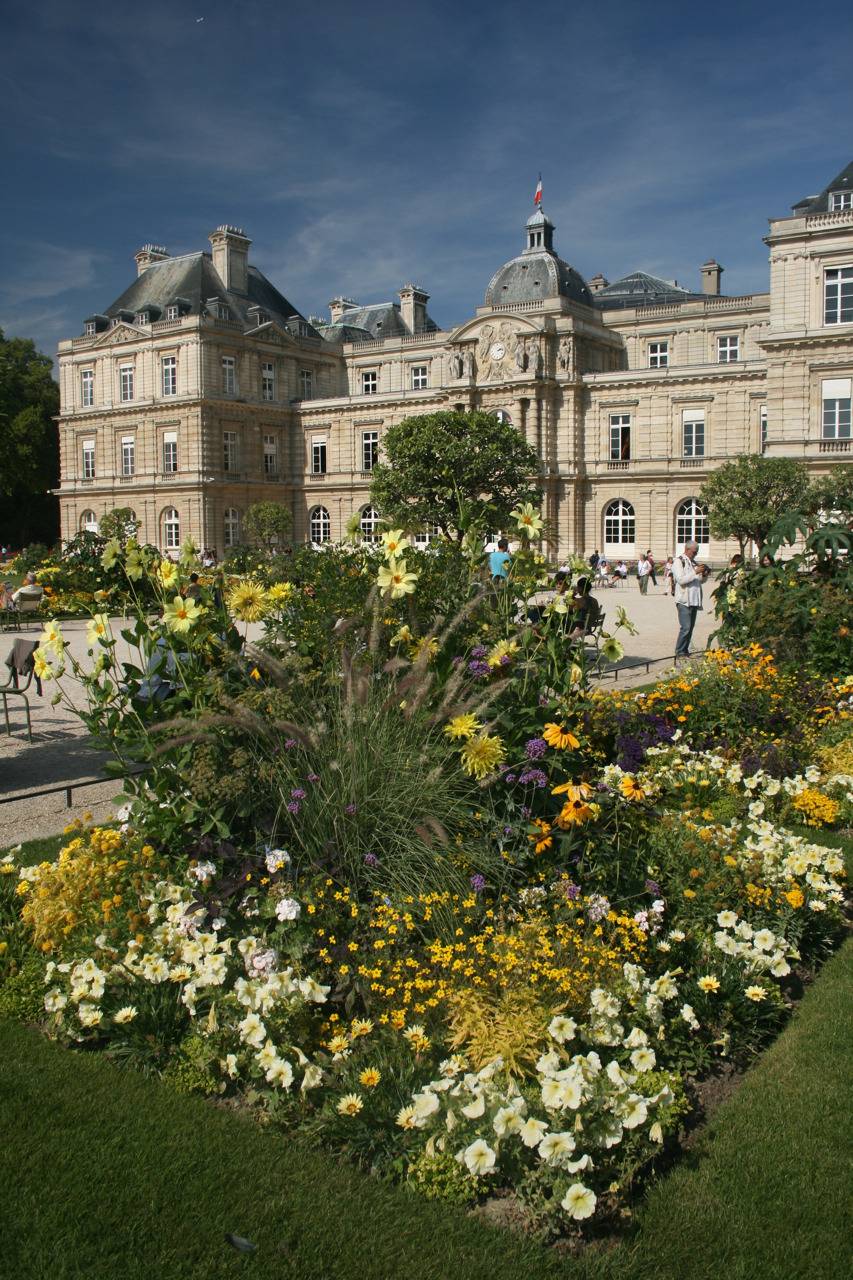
left=2, top=639, right=43, bottom=742
left=2, top=591, right=44, bottom=632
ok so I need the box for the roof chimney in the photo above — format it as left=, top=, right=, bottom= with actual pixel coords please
left=209, top=225, right=251, bottom=295
left=329, top=297, right=357, bottom=323
left=399, top=283, right=429, bottom=334
left=134, top=244, right=170, bottom=276
left=701, top=259, right=723, bottom=296
left=587, top=273, right=609, bottom=294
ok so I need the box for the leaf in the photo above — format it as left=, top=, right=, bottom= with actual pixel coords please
left=224, top=1233, right=258, bottom=1253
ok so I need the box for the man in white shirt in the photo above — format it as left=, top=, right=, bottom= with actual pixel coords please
left=637, top=553, right=652, bottom=594
left=672, top=541, right=708, bottom=658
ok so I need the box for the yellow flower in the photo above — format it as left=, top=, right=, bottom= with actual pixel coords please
left=33, top=649, right=55, bottom=681
left=85, top=614, right=111, bottom=647
left=745, top=985, right=766, bottom=1002
left=359, top=1067, right=381, bottom=1088
left=556, top=797, right=593, bottom=827
left=619, top=775, right=645, bottom=802
left=487, top=638, right=519, bottom=669
left=39, top=621, right=64, bottom=657
left=267, top=581, right=294, bottom=606
left=163, top=595, right=203, bottom=633
left=543, top=723, right=580, bottom=750
left=157, top=559, right=180, bottom=590
left=785, top=887, right=804, bottom=909
left=511, top=502, right=543, bottom=536
left=227, top=580, right=269, bottom=622
left=444, top=713, right=482, bottom=741
left=697, top=975, right=720, bottom=993
left=460, top=733, right=506, bottom=779
left=377, top=558, right=418, bottom=599
left=100, top=539, right=121, bottom=570
left=337, top=1093, right=363, bottom=1116
left=381, top=529, right=410, bottom=557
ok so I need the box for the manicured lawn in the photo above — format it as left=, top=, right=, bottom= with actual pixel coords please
left=7, top=832, right=68, bottom=867
left=1, top=940, right=850, bottom=1280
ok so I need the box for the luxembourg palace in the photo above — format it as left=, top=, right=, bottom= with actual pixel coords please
left=57, top=161, right=853, bottom=561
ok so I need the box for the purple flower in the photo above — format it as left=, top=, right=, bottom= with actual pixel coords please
left=500, top=654, right=511, bottom=667
left=364, top=853, right=379, bottom=867
left=504, top=773, right=517, bottom=784
left=521, top=806, right=532, bottom=818
left=286, top=801, right=300, bottom=814
left=468, top=659, right=490, bottom=677
left=525, top=737, right=548, bottom=760
left=503, top=825, right=513, bottom=835
left=470, top=874, right=486, bottom=892
left=470, top=645, right=487, bottom=659
left=644, top=879, right=661, bottom=896
left=306, top=773, right=320, bottom=783
left=451, top=655, right=463, bottom=666
left=519, top=769, right=547, bottom=789
left=566, top=883, right=581, bottom=901
left=345, top=803, right=357, bottom=815
left=290, top=788, right=306, bottom=800
left=284, top=738, right=297, bottom=750
left=587, top=894, right=611, bottom=922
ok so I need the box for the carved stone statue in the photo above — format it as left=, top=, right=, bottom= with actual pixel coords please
left=557, top=336, right=574, bottom=375
left=514, top=337, right=528, bottom=371
left=463, top=349, right=474, bottom=377
left=532, top=343, right=544, bottom=376
left=448, top=352, right=463, bottom=380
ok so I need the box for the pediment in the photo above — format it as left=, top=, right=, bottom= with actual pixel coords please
left=244, top=320, right=295, bottom=346
left=93, top=323, right=142, bottom=347
left=449, top=312, right=541, bottom=344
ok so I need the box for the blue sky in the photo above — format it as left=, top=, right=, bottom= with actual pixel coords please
left=1, top=0, right=851, bottom=359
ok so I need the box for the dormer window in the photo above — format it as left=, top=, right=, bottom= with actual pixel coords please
left=165, top=304, right=179, bottom=321
left=830, top=191, right=853, bottom=211
left=135, top=311, right=149, bottom=326
left=85, top=321, right=96, bottom=337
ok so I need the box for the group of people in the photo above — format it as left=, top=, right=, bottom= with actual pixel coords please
left=1, top=571, right=44, bottom=612
left=589, top=549, right=679, bottom=594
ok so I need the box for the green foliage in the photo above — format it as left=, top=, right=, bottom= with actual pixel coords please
left=161, top=1035, right=221, bottom=1096
left=0, top=952, right=47, bottom=1022
left=243, top=500, right=293, bottom=555
left=407, top=1149, right=477, bottom=1204
left=98, top=507, right=141, bottom=545
left=369, top=410, right=540, bottom=541
left=0, top=328, right=60, bottom=544
left=12, top=542, right=50, bottom=573
left=699, top=455, right=809, bottom=552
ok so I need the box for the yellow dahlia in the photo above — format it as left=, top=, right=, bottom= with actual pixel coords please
left=227, top=580, right=269, bottom=622
left=460, top=733, right=506, bottom=779
left=163, top=595, right=203, bottom=634
left=444, top=713, right=483, bottom=741
left=377, top=558, right=418, bottom=599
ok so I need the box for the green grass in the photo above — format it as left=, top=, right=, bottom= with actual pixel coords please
left=8, top=832, right=68, bottom=867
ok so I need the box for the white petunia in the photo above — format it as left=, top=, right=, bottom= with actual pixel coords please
left=630, top=1047, right=656, bottom=1072
left=518, top=1117, right=549, bottom=1148
left=265, top=1058, right=294, bottom=1088
left=301, top=1064, right=324, bottom=1090
left=413, top=1090, right=440, bottom=1120
left=238, top=1012, right=266, bottom=1047
left=548, top=1015, right=577, bottom=1043
left=716, top=910, right=738, bottom=928
left=275, top=897, right=301, bottom=922
left=461, top=1093, right=486, bottom=1119
left=538, top=1131, right=576, bottom=1163
left=561, top=1182, right=597, bottom=1220
left=463, top=1139, right=496, bottom=1176
left=621, top=1096, right=648, bottom=1129
left=493, top=1106, right=522, bottom=1136
left=752, top=928, right=776, bottom=952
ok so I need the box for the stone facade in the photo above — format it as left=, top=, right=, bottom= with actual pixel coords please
left=57, top=166, right=853, bottom=562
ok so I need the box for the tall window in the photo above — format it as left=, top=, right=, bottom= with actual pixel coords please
left=309, top=505, right=331, bottom=543
left=717, top=335, right=739, bottom=363
left=299, top=369, right=314, bottom=399
left=85, top=321, right=97, bottom=337
left=119, top=364, right=134, bottom=401
left=648, top=341, right=669, bottom=368
left=82, top=440, right=95, bottom=480
left=411, top=364, right=428, bottom=390
left=261, top=361, right=275, bottom=401
left=676, top=498, right=710, bottom=547
left=760, top=404, right=768, bottom=451
left=81, top=369, right=94, bottom=407
left=822, top=378, right=852, bottom=439
left=223, top=430, right=238, bottom=473
left=224, top=508, right=241, bottom=547
left=121, top=436, right=135, bottom=477
left=80, top=510, right=98, bottom=533
left=604, top=498, right=635, bottom=547
left=162, top=507, right=180, bottom=550
left=359, top=506, right=381, bottom=543
left=609, top=414, right=631, bottom=461
left=825, top=267, right=853, bottom=325
left=362, top=430, right=379, bottom=472
left=161, top=355, right=177, bottom=397
left=162, top=431, right=178, bottom=474
left=361, top=370, right=378, bottom=395
left=830, top=192, right=853, bottom=211
left=311, top=438, right=327, bottom=474
left=682, top=410, right=705, bottom=458
left=222, top=356, right=236, bottom=395
left=263, top=434, right=278, bottom=476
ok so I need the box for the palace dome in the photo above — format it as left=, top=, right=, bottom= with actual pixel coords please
left=484, top=208, right=592, bottom=308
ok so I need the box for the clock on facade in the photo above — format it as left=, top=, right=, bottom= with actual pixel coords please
left=489, top=341, right=506, bottom=361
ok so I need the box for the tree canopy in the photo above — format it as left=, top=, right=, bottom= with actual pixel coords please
left=99, top=507, right=141, bottom=545
left=242, top=501, right=292, bottom=555
left=699, top=455, right=810, bottom=553
left=369, top=410, right=540, bottom=541
left=0, top=327, right=60, bottom=545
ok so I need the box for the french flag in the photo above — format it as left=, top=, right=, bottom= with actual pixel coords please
left=534, top=176, right=542, bottom=206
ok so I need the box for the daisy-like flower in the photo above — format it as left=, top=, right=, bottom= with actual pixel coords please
left=697, top=975, right=720, bottom=994
left=381, top=529, right=410, bottom=557
left=33, top=649, right=55, bottom=682
left=227, top=581, right=269, bottom=622
left=350, top=1018, right=374, bottom=1038
left=600, top=636, right=625, bottom=664
left=112, top=1006, right=137, bottom=1024
left=359, top=1067, right=381, bottom=1088
left=460, top=733, right=506, bottom=779
left=377, top=557, right=418, bottom=599
left=267, top=581, right=294, bottom=606
left=85, top=614, right=111, bottom=647
left=444, top=713, right=483, bottom=741
left=157, top=559, right=180, bottom=590
left=39, top=620, right=65, bottom=656
left=543, top=723, right=580, bottom=750
left=101, top=539, right=122, bottom=570
left=486, top=638, right=519, bottom=669
left=561, top=1182, right=597, bottom=1220
left=337, top=1093, right=363, bottom=1116
left=163, top=594, right=203, bottom=633
left=620, top=775, right=645, bottom=802
left=745, top=985, right=767, bottom=1002
left=463, top=1139, right=496, bottom=1176
left=511, top=502, right=543, bottom=537
left=396, top=1105, right=419, bottom=1129
left=557, top=797, right=594, bottom=828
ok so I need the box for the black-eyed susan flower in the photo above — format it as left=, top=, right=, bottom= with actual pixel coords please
left=543, top=723, right=580, bottom=750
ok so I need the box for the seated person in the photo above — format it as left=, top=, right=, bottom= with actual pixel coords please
left=185, top=572, right=203, bottom=601
left=1, top=582, right=14, bottom=609
left=614, top=559, right=628, bottom=579
left=567, top=576, right=601, bottom=641
left=522, top=570, right=571, bottom=624
left=11, top=572, right=43, bottom=606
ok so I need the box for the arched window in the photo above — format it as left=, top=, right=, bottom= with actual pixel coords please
left=80, top=510, right=98, bottom=534
left=162, top=507, right=180, bottom=551
left=309, top=505, right=331, bottom=544
left=675, top=498, right=709, bottom=551
left=493, top=409, right=512, bottom=425
left=603, top=498, right=635, bottom=550
left=359, top=505, right=380, bottom=543
left=223, top=507, right=241, bottom=548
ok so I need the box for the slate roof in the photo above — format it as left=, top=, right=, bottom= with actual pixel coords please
left=791, top=160, right=853, bottom=215
left=593, top=271, right=702, bottom=310
left=317, top=301, right=439, bottom=342
left=485, top=250, right=592, bottom=307
left=100, top=253, right=320, bottom=336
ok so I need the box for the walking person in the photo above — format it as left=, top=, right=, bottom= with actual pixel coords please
left=489, top=537, right=511, bottom=583
left=637, top=552, right=652, bottom=595
left=672, top=541, right=708, bottom=659
left=646, top=551, right=657, bottom=588
left=662, top=556, right=675, bottom=595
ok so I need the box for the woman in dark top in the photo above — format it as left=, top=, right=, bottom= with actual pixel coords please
left=567, top=576, right=599, bottom=641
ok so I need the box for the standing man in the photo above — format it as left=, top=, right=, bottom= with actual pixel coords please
left=588, top=549, right=600, bottom=572
left=637, top=552, right=652, bottom=594
left=489, top=537, right=512, bottom=582
left=672, top=541, right=708, bottom=658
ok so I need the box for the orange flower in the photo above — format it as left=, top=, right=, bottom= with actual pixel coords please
left=543, top=723, right=580, bottom=751
left=556, top=798, right=593, bottom=828
left=528, top=818, right=553, bottom=854
left=619, top=776, right=645, bottom=802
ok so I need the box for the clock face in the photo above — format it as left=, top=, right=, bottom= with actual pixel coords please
left=490, top=341, right=506, bottom=361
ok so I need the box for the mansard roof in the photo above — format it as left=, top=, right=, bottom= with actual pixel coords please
left=593, top=271, right=701, bottom=310
left=318, top=300, right=439, bottom=342
left=102, top=253, right=320, bottom=335
left=791, top=160, right=853, bottom=215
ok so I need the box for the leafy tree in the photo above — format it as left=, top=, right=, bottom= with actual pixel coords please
left=369, top=410, right=540, bottom=542
left=0, top=328, right=60, bottom=545
left=242, top=501, right=292, bottom=555
left=99, top=507, right=141, bottom=545
left=805, top=464, right=853, bottom=528
left=699, top=455, right=809, bottom=554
